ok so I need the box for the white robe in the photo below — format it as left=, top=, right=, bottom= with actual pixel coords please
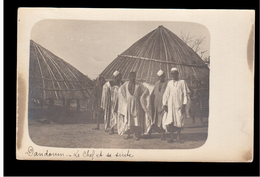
left=117, top=81, right=152, bottom=135
left=101, top=81, right=112, bottom=130
left=162, top=80, right=190, bottom=130
left=110, top=84, right=121, bottom=129
left=101, top=81, right=123, bottom=130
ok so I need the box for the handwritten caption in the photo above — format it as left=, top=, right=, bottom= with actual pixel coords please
left=25, top=146, right=134, bottom=160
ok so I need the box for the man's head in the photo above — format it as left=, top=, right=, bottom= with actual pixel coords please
left=98, top=76, right=106, bottom=86
left=157, top=70, right=165, bottom=82
left=129, top=72, right=136, bottom=82
left=171, top=67, right=179, bottom=80
left=113, top=70, right=122, bottom=83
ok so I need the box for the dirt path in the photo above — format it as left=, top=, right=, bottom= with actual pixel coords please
left=29, top=117, right=208, bottom=149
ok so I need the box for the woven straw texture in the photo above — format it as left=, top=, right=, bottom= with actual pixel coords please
left=29, top=40, right=94, bottom=100
left=100, top=25, right=209, bottom=86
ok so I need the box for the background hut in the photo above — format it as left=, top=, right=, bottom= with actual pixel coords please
left=100, top=25, right=209, bottom=87
left=29, top=40, right=94, bottom=113
left=100, top=25, right=209, bottom=116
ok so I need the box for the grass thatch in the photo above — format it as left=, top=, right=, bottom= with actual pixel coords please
left=29, top=40, right=94, bottom=100
left=100, top=25, right=209, bottom=86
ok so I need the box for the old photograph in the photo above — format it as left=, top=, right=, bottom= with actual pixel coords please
left=16, top=9, right=254, bottom=162
left=28, top=20, right=210, bottom=149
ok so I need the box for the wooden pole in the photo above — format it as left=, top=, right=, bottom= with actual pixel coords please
left=49, top=98, right=54, bottom=106
left=63, top=98, right=66, bottom=107
left=40, top=98, right=43, bottom=109
left=66, top=99, right=70, bottom=110
left=77, top=99, right=80, bottom=112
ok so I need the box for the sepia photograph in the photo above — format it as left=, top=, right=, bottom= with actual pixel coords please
left=28, top=20, right=210, bottom=149
left=16, top=8, right=254, bottom=162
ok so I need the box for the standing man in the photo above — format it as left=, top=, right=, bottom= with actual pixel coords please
left=162, top=68, right=190, bottom=143
left=149, top=70, right=168, bottom=140
left=101, top=71, right=123, bottom=134
left=190, top=80, right=203, bottom=123
left=92, top=76, right=106, bottom=130
left=118, top=72, right=152, bottom=141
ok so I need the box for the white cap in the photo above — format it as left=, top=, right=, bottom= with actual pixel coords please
left=113, top=70, right=120, bottom=77
left=171, top=67, right=178, bottom=72
left=157, top=70, right=164, bottom=76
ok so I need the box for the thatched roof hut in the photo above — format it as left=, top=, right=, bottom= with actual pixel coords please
left=29, top=40, right=94, bottom=101
left=100, top=25, right=209, bottom=86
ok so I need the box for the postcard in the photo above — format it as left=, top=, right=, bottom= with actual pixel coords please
left=16, top=8, right=254, bottom=161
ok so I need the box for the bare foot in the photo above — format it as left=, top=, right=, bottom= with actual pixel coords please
left=92, top=127, right=99, bottom=130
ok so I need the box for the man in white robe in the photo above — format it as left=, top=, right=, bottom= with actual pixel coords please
left=162, top=68, right=190, bottom=143
left=149, top=70, right=168, bottom=140
left=118, top=72, right=152, bottom=141
left=101, top=71, right=123, bottom=134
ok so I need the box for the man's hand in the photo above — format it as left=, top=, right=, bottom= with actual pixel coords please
left=163, top=105, right=168, bottom=113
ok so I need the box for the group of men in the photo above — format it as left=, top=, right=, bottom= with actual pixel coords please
left=92, top=68, right=203, bottom=143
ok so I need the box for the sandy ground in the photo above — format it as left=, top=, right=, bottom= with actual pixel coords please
left=28, top=110, right=208, bottom=149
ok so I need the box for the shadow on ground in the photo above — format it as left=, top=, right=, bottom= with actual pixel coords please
left=142, top=132, right=207, bottom=142
left=28, top=107, right=102, bottom=124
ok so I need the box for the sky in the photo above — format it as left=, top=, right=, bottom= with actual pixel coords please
left=31, top=20, right=210, bottom=79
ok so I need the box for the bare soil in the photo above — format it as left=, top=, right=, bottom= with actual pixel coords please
left=28, top=108, right=208, bottom=149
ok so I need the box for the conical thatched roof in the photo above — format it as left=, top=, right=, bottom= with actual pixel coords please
left=29, top=40, right=94, bottom=100
left=100, top=25, right=209, bottom=86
